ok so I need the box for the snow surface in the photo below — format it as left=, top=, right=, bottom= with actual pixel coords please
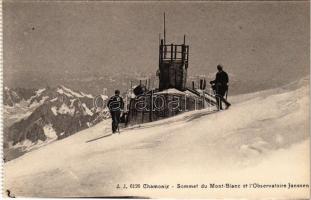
left=12, top=136, right=57, bottom=154
left=4, top=78, right=310, bottom=198
left=12, top=139, right=34, bottom=150
left=50, top=97, right=58, bottom=102
left=27, top=88, right=47, bottom=105
left=28, top=96, right=49, bottom=108
left=62, top=85, right=83, bottom=97
left=58, top=103, right=75, bottom=116
left=57, top=86, right=93, bottom=99
left=81, top=91, right=94, bottom=98
left=82, top=103, right=94, bottom=116
left=43, top=124, right=58, bottom=140
left=155, top=88, right=200, bottom=98
left=155, top=88, right=186, bottom=95
left=35, top=88, right=46, bottom=96
left=57, top=87, right=74, bottom=97
left=100, top=94, right=109, bottom=101
left=69, top=99, right=76, bottom=107
left=4, top=98, right=46, bottom=127
left=51, top=106, right=58, bottom=116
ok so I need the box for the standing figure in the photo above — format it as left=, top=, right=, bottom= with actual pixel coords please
left=107, top=90, right=124, bottom=133
left=210, top=64, right=231, bottom=110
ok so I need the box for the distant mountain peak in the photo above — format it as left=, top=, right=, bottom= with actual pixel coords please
left=56, top=85, right=93, bottom=99
left=4, top=85, right=111, bottom=162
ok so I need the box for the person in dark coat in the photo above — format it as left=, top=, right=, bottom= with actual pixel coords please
left=210, top=64, right=231, bottom=110
left=107, top=90, right=124, bottom=133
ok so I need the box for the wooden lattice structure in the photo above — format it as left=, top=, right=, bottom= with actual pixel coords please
left=126, top=14, right=215, bottom=126
left=127, top=89, right=205, bottom=124
left=158, top=39, right=189, bottom=91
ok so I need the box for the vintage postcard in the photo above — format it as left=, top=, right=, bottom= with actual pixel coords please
left=2, top=0, right=310, bottom=199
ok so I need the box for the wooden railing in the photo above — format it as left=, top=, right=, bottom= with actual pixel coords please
left=159, top=43, right=189, bottom=62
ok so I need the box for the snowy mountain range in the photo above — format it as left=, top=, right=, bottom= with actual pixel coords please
left=4, top=85, right=110, bottom=162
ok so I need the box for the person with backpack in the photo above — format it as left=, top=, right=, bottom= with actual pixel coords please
left=107, top=90, right=124, bottom=133
left=210, top=64, right=231, bottom=110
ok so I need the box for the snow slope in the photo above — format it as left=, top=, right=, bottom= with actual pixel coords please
left=4, top=78, right=310, bottom=198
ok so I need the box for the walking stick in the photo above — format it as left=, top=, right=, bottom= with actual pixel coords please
left=117, top=111, right=122, bottom=134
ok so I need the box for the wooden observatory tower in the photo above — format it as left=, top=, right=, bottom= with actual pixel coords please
left=158, top=13, right=189, bottom=91
left=125, top=13, right=215, bottom=126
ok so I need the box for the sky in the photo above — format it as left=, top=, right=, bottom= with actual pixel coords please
left=3, top=1, right=310, bottom=95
